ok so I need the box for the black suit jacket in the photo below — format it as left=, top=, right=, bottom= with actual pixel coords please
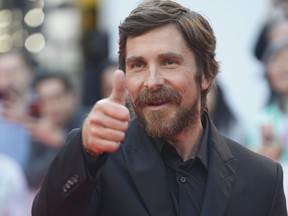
left=32, top=116, right=287, bottom=216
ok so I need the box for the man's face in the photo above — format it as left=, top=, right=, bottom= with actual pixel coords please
left=36, top=78, right=77, bottom=127
left=0, top=53, right=32, bottom=96
left=125, top=24, right=210, bottom=138
left=267, top=47, right=288, bottom=96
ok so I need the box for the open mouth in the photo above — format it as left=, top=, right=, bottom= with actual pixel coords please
left=146, top=99, right=169, bottom=106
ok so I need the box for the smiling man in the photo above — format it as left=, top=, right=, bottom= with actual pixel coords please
left=125, top=23, right=207, bottom=160
left=32, top=1, right=287, bottom=216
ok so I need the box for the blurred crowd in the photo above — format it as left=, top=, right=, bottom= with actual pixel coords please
left=1, top=0, right=288, bottom=215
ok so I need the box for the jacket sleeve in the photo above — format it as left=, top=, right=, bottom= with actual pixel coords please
left=32, top=128, right=105, bottom=216
left=269, top=162, right=287, bottom=216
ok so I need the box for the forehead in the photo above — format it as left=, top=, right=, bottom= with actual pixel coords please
left=37, top=78, right=65, bottom=93
left=125, top=24, right=189, bottom=58
left=0, top=53, right=25, bottom=69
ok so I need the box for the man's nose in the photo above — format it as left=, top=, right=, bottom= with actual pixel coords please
left=144, top=66, right=165, bottom=91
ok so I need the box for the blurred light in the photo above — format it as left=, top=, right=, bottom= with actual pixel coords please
left=0, top=10, right=12, bottom=28
left=0, top=34, right=12, bottom=53
left=12, top=29, right=28, bottom=47
left=24, top=8, right=45, bottom=27
left=25, top=33, right=45, bottom=53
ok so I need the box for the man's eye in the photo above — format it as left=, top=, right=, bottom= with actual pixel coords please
left=131, top=62, right=145, bottom=68
left=163, top=59, right=177, bottom=65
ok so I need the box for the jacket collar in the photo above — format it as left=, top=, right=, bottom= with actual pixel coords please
left=201, top=114, right=239, bottom=216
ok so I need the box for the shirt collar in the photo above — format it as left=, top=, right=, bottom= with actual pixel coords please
left=153, top=113, right=209, bottom=169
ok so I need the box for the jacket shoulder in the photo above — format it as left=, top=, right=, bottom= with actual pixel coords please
left=225, top=137, right=282, bottom=178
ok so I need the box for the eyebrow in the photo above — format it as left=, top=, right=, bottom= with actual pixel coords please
left=125, top=56, right=145, bottom=65
left=126, top=52, right=184, bottom=64
left=158, top=52, right=184, bottom=61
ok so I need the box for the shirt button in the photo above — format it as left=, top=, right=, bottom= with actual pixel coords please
left=179, top=176, right=187, bottom=183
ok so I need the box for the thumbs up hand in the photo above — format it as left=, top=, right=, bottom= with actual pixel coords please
left=82, top=70, right=130, bottom=155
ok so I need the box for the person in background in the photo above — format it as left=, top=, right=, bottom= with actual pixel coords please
left=255, top=17, right=288, bottom=61
left=32, top=1, right=287, bottom=215
left=23, top=72, right=87, bottom=189
left=254, top=0, right=288, bottom=61
left=0, top=49, right=36, bottom=170
left=247, top=39, right=288, bottom=162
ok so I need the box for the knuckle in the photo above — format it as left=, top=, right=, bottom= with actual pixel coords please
left=94, top=99, right=107, bottom=110
left=90, top=113, right=102, bottom=125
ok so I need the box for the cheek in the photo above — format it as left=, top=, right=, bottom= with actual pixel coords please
left=180, top=81, right=201, bottom=103
left=182, top=86, right=198, bottom=100
left=125, top=78, right=139, bottom=102
left=177, top=75, right=198, bottom=92
left=127, top=90, right=138, bottom=104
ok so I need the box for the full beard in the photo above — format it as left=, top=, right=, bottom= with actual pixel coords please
left=130, top=87, right=200, bottom=139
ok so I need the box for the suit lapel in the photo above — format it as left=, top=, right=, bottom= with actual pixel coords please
left=122, top=119, right=175, bottom=216
left=201, top=120, right=239, bottom=216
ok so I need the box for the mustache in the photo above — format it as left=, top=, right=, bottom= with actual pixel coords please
left=134, top=87, right=182, bottom=107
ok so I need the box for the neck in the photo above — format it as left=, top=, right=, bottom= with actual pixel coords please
left=166, top=118, right=203, bottom=161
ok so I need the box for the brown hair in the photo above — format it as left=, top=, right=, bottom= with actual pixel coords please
left=118, top=0, right=219, bottom=111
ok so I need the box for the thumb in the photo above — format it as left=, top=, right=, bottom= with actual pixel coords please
left=109, top=69, right=126, bottom=105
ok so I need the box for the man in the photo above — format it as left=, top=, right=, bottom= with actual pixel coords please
left=23, top=73, right=87, bottom=189
left=32, top=1, right=287, bottom=216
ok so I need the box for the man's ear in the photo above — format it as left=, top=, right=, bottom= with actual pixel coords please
left=201, top=77, right=211, bottom=91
